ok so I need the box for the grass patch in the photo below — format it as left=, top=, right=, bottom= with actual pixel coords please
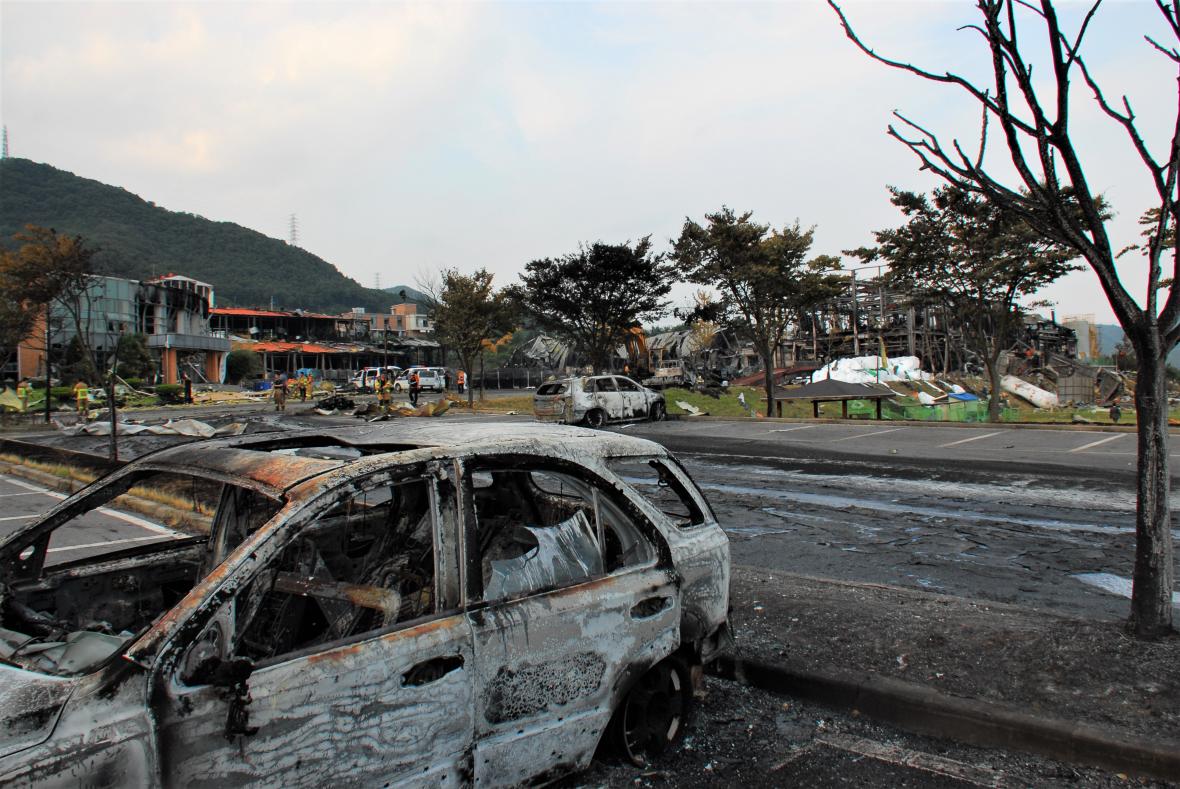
left=0, top=452, right=213, bottom=533
left=0, top=452, right=97, bottom=484
left=465, top=394, right=536, bottom=414
left=664, top=387, right=820, bottom=418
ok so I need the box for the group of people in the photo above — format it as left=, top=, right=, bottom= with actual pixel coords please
left=267, top=367, right=468, bottom=415
left=271, top=373, right=318, bottom=412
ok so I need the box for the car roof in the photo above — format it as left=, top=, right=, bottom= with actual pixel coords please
left=136, top=422, right=666, bottom=495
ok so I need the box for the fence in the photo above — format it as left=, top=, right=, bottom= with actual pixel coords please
left=470, top=368, right=556, bottom=391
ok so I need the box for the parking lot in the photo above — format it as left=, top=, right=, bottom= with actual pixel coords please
left=0, top=473, right=184, bottom=564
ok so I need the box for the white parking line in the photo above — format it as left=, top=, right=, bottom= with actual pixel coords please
left=938, top=431, right=1003, bottom=448
left=1, top=475, right=67, bottom=500
left=828, top=427, right=906, bottom=444
left=47, top=535, right=174, bottom=554
left=0, top=514, right=37, bottom=522
left=768, top=425, right=817, bottom=434
left=0, top=491, right=44, bottom=498
left=1070, top=434, right=1124, bottom=453
left=0, top=473, right=180, bottom=537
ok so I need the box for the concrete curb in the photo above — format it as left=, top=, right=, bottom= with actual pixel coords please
left=710, top=655, right=1180, bottom=783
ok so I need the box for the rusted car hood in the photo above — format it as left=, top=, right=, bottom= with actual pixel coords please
left=0, top=665, right=74, bottom=759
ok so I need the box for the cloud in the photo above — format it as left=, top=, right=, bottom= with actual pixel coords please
left=1, top=0, right=1173, bottom=322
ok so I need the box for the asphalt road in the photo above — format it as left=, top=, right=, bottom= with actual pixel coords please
left=621, top=419, right=1151, bottom=481
left=615, top=419, right=1176, bottom=621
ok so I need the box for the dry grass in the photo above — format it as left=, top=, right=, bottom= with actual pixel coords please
left=0, top=452, right=213, bottom=534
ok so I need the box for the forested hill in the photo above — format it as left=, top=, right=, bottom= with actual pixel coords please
left=0, top=158, right=395, bottom=313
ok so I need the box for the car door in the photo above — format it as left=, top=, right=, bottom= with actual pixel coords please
left=590, top=376, right=622, bottom=420
left=459, top=457, right=680, bottom=787
left=613, top=376, right=648, bottom=420
left=150, top=467, right=474, bottom=788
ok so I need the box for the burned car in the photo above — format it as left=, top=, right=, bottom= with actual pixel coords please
left=0, top=423, right=729, bottom=786
left=534, top=375, right=666, bottom=427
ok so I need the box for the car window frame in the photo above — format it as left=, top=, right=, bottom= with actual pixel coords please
left=457, top=453, right=671, bottom=609
left=156, top=461, right=462, bottom=680
left=605, top=454, right=715, bottom=530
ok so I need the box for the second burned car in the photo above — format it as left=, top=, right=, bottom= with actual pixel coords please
left=534, top=374, right=666, bottom=427
left=0, top=422, right=729, bottom=787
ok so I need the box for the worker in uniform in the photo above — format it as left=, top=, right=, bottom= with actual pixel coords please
left=409, top=369, right=421, bottom=406
left=16, top=379, right=30, bottom=412
left=456, top=369, right=466, bottom=395
left=374, top=373, right=388, bottom=412
left=274, top=375, right=287, bottom=412
left=299, top=373, right=309, bottom=402
left=73, top=379, right=89, bottom=418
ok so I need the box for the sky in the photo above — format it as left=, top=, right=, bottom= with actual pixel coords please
left=1, top=0, right=1175, bottom=325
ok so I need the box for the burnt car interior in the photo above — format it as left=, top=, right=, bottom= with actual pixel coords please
left=469, top=465, right=655, bottom=604
left=228, top=476, right=440, bottom=666
left=0, top=470, right=279, bottom=677
left=606, top=457, right=708, bottom=529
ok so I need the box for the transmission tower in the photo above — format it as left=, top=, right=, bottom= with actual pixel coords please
left=375, top=273, right=382, bottom=290
left=2, top=126, right=8, bottom=159
left=288, top=213, right=298, bottom=246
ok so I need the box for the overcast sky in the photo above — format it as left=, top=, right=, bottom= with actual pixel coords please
left=1, top=0, right=1174, bottom=324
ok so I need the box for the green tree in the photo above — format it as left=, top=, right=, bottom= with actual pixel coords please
left=430, top=269, right=515, bottom=406
left=225, top=349, right=263, bottom=384
left=672, top=208, right=843, bottom=415
left=512, top=239, right=675, bottom=374
left=830, top=0, right=1179, bottom=636
left=850, top=187, right=1079, bottom=421
left=0, top=225, right=101, bottom=382
left=114, top=333, right=155, bottom=380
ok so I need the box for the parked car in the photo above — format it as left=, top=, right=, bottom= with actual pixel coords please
left=393, top=366, right=444, bottom=392
left=534, top=375, right=666, bottom=427
left=0, top=424, right=729, bottom=786
left=349, top=365, right=401, bottom=392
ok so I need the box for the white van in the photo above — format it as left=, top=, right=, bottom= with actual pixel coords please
left=349, top=366, right=401, bottom=392
left=393, top=367, right=445, bottom=392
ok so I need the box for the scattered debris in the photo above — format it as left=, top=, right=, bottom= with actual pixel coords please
left=676, top=401, right=707, bottom=417
left=1001, top=375, right=1059, bottom=409
left=54, top=418, right=228, bottom=438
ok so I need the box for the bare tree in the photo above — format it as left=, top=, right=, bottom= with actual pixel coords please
left=830, top=0, right=1178, bottom=637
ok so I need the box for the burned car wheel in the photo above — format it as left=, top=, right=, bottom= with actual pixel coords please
left=584, top=409, right=606, bottom=428
left=611, top=658, right=693, bottom=765
left=649, top=402, right=665, bottom=422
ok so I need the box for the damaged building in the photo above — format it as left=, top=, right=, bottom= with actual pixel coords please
left=13, top=274, right=230, bottom=386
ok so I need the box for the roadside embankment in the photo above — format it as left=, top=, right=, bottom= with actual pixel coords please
left=721, top=566, right=1180, bottom=783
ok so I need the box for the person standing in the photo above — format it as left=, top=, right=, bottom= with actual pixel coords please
left=377, top=374, right=390, bottom=412
left=409, top=369, right=421, bottom=406
left=444, top=370, right=451, bottom=392
left=274, top=375, right=287, bottom=412
left=299, top=373, right=309, bottom=402
left=457, top=369, right=466, bottom=395
left=73, top=379, right=89, bottom=417
left=16, top=378, right=30, bottom=412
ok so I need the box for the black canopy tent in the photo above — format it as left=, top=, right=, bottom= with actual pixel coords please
left=767, top=379, right=896, bottom=419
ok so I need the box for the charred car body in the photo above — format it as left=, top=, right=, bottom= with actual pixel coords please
left=534, top=375, right=666, bottom=427
left=0, top=423, right=729, bottom=786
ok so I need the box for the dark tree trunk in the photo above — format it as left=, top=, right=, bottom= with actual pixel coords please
left=759, top=342, right=774, bottom=418
left=1130, top=335, right=1175, bottom=637
left=984, top=353, right=1003, bottom=423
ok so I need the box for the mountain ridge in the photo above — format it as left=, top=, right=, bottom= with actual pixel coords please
left=0, top=157, right=398, bottom=313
